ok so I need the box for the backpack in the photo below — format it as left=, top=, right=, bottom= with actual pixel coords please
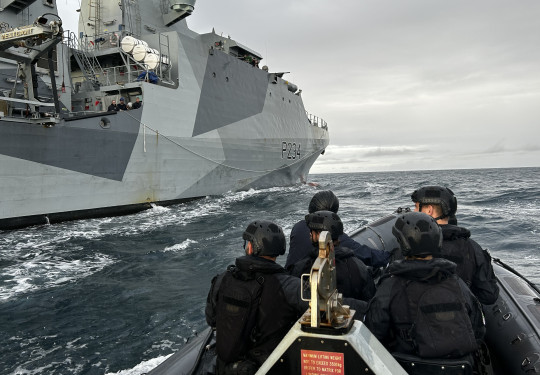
left=216, top=266, right=265, bottom=363
left=335, top=253, right=368, bottom=300
left=440, top=239, right=476, bottom=286
left=399, top=276, right=478, bottom=358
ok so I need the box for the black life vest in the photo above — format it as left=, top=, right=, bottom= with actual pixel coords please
left=392, top=275, right=478, bottom=359
left=440, top=227, right=476, bottom=286
left=335, top=248, right=368, bottom=300
left=215, top=265, right=288, bottom=366
left=216, top=266, right=265, bottom=363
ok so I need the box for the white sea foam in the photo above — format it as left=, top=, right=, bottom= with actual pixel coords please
left=97, top=185, right=303, bottom=236
left=164, top=239, right=198, bottom=252
left=104, top=354, right=172, bottom=375
left=0, top=252, right=115, bottom=301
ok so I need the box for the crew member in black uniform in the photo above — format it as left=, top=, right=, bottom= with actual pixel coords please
left=132, top=96, right=142, bottom=109
left=107, top=100, right=117, bottom=111
left=205, top=220, right=309, bottom=374
left=286, top=190, right=390, bottom=268
left=116, top=97, right=128, bottom=111
left=411, top=185, right=499, bottom=305
left=364, top=212, right=485, bottom=374
left=287, top=210, right=375, bottom=304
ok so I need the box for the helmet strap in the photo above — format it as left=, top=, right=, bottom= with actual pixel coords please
left=433, top=214, right=447, bottom=221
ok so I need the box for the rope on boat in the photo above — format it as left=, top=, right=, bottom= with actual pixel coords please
left=492, top=257, right=540, bottom=295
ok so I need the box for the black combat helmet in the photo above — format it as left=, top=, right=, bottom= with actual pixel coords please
left=242, top=220, right=286, bottom=257
left=305, top=210, right=343, bottom=241
left=411, top=186, right=457, bottom=220
left=392, top=212, right=442, bottom=257
left=308, top=190, right=339, bottom=214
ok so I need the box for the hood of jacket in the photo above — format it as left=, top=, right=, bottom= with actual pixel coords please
left=387, top=258, right=457, bottom=283
left=334, top=245, right=355, bottom=260
left=234, top=255, right=285, bottom=278
left=302, top=243, right=354, bottom=261
left=440, top=224, right=471, bottom=241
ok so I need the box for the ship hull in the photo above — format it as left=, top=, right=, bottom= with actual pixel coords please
left=0, top=88, right=328, bottom=229
left=0, top=1, right=329, bottom=230
left=0, top=112, right=327, bottom=229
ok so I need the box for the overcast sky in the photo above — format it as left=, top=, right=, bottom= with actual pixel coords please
left=58, top=0, right=540, bottom=173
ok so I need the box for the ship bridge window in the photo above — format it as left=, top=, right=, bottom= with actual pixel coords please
left=229, top=45, right=262, bottom=68
left=228, top=46, right=244, bottom=58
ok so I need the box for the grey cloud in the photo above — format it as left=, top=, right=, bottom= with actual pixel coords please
left=363, top=146, right=428, bottom=157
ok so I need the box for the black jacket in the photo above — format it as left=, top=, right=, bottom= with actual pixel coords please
left=116, top=102, right=128, bottom=111
left=440, top=224, right=499, bottom=305
left=364, top=258, right=485, bottom=357
left=287, top=244, right=376, bottom=302
left=340, top=232, right=391, bottom=268
left=206, top=256, right=308, bottom=365
left=286, top=219, right=390, bottom=268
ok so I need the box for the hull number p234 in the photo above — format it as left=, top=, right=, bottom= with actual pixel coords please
left=282, top=142, right=301, bottom=159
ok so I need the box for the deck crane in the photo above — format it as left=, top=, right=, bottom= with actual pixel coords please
left=0, top=14, right=62, bottom=120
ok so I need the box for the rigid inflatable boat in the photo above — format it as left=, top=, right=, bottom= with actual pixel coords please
left=147, top=210, right=540, bottom=374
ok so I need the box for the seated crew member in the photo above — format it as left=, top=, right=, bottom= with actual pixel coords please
left=364, top=212, right=485, bottom=373
left=131, top=96, right=142, bottom=109
left=287, top=210, right=376, bottom=304
left=205, top=220, right=309, bottom=374
left=411, top=186, right=499, bottom=305
left=286, top=190, right=390, bottom=268
left=116, top=97, right=128, bottom=111
left=107, top=100, right=117, bottom=111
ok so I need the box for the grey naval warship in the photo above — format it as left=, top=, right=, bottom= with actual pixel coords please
left=0, top=0, right=329, bottom=230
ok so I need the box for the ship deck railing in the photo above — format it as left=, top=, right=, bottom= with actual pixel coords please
left=98, top=64, right=147, bottom=86
left=306, top=111, right=328, bottom=130
left=69, top=65, right=144, bottom=89
left=64, top=30, right=124, bottom=53
left=63, top=30, right=174, bottom=87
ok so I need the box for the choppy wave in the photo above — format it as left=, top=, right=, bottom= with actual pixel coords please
left=1, top=167, right=539, bottom=375
left=163, top=239, right=198, bottom=253
left=104, top=354, right=172, bottom=375
left=0, top=251, right=115, bottom=301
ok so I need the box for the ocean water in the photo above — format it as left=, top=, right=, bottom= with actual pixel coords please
left=1, top=167, right=539, bottom=375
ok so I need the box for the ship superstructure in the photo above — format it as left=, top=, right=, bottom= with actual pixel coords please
left=0, top=0, right=329, bottom=229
